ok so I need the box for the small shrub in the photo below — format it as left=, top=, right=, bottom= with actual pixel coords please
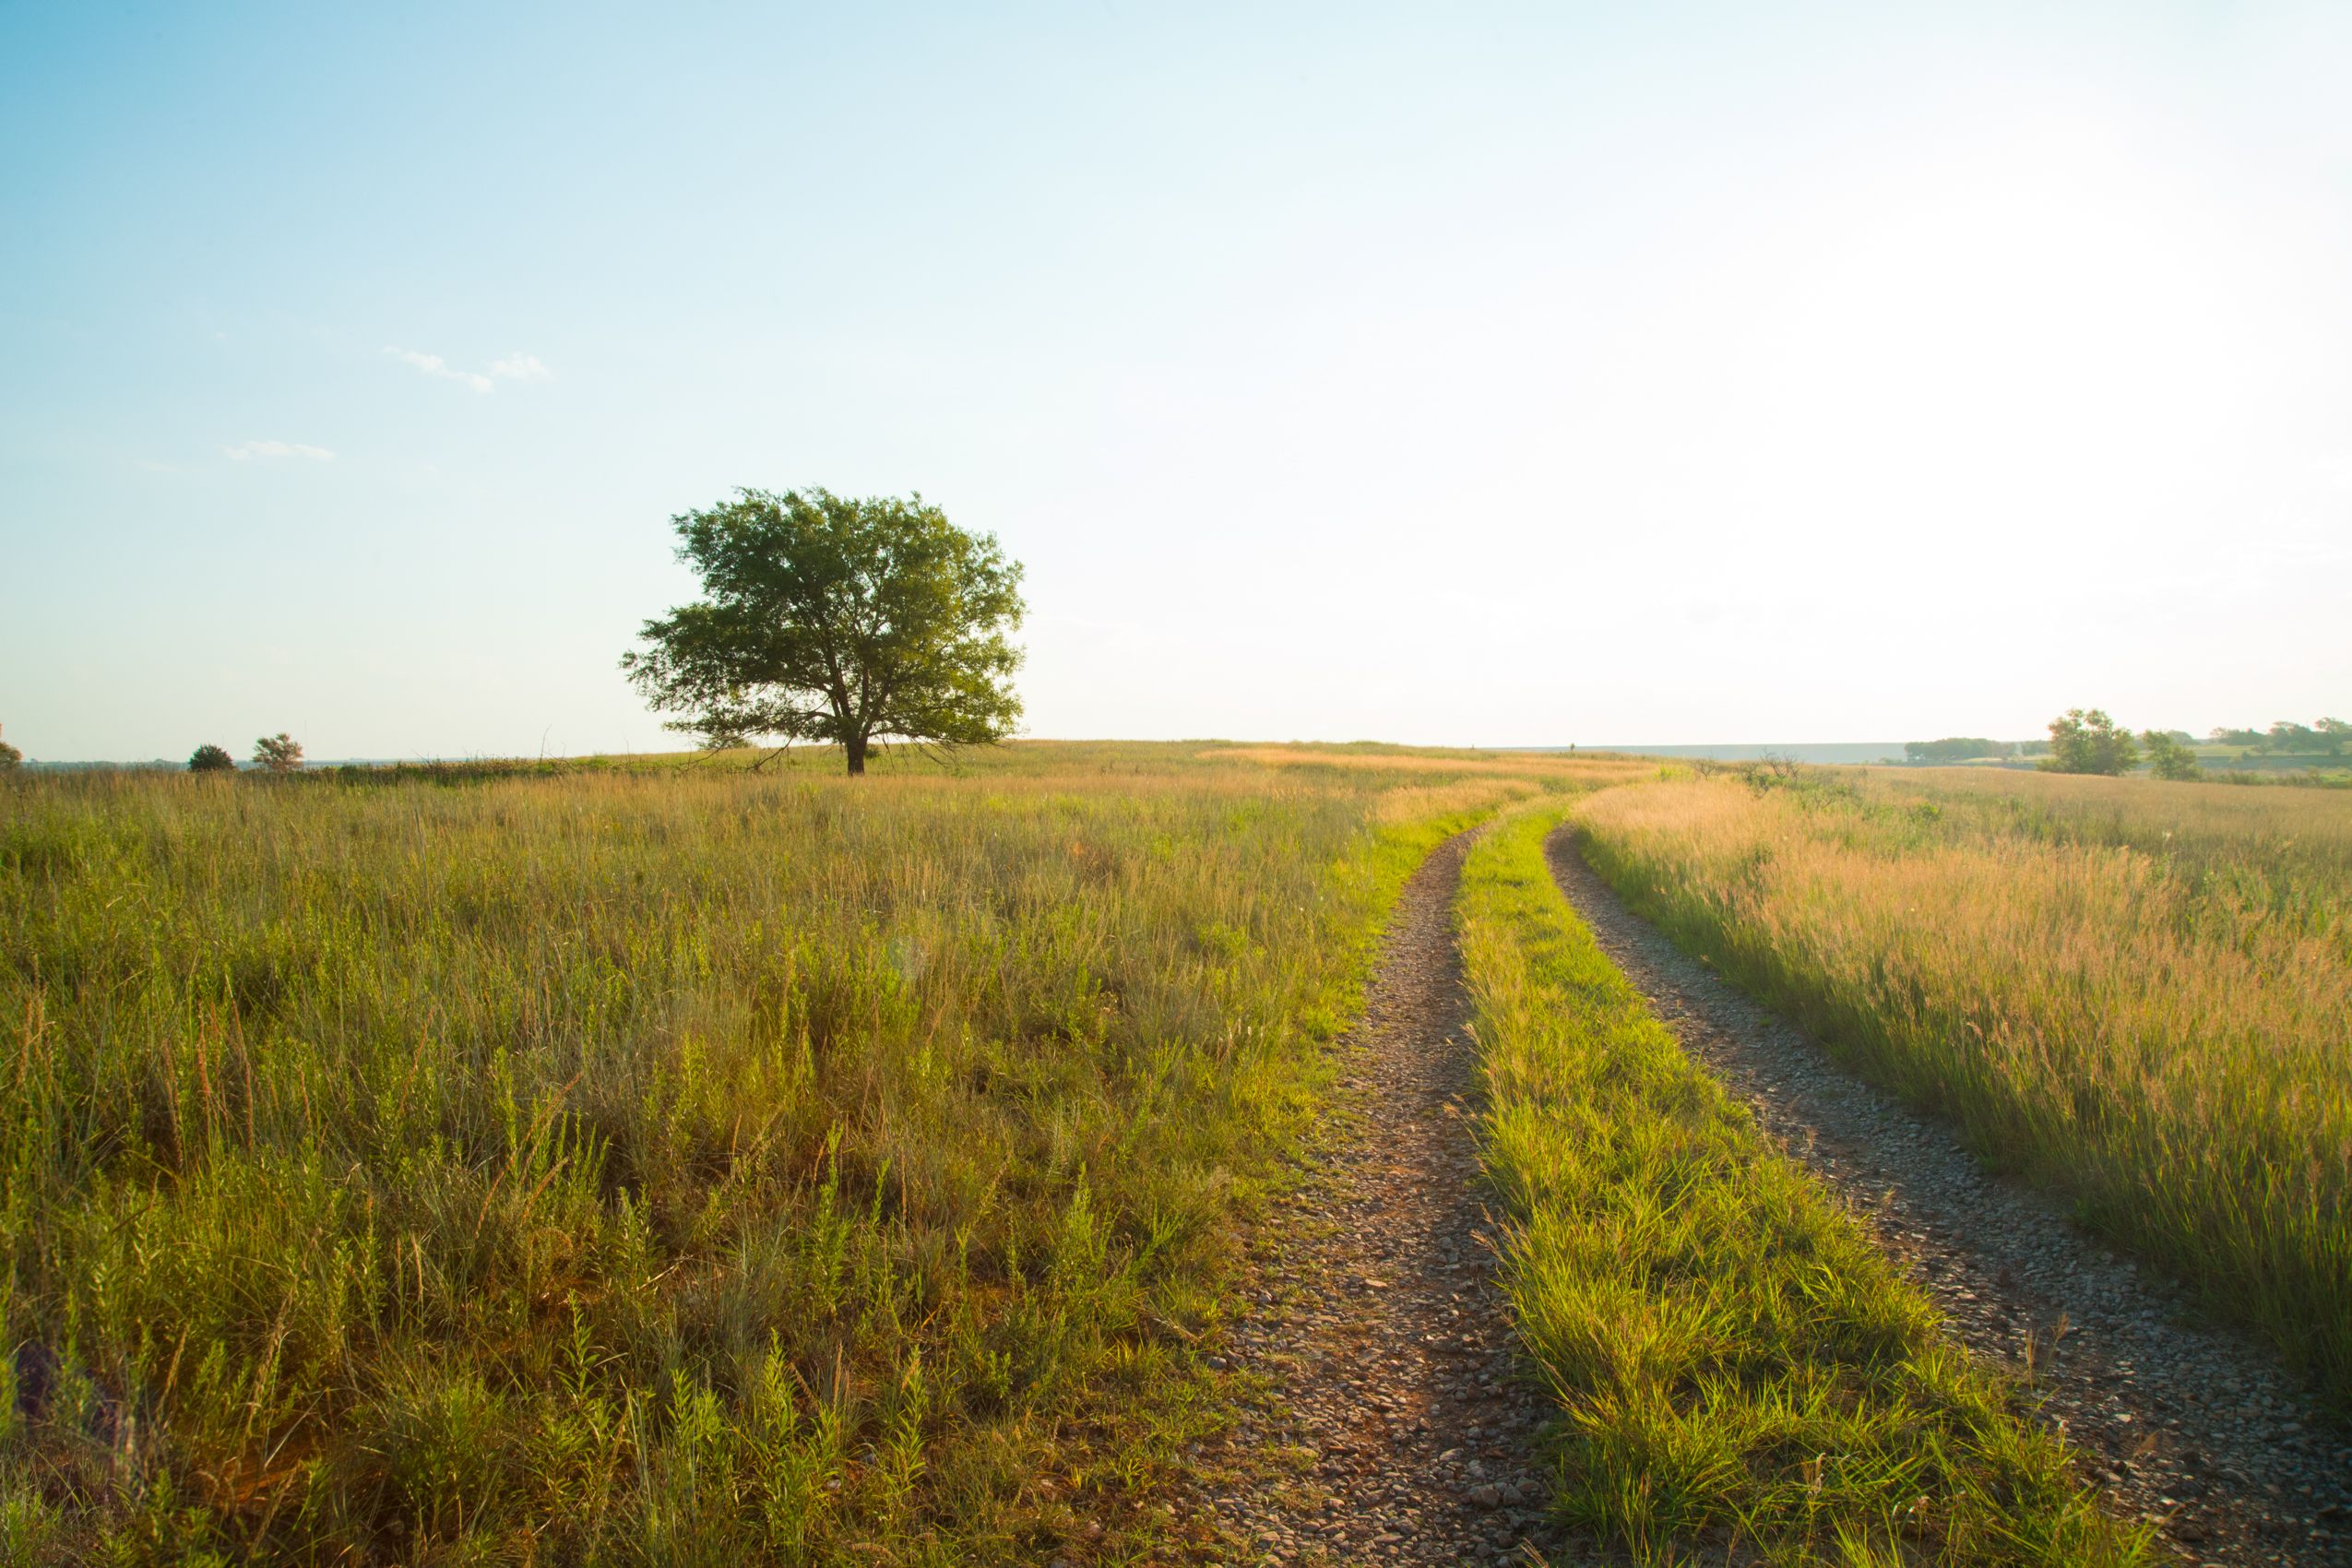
left=252, top=733, right=304, bottom=773
left=187, top=744, right=235, bottom=773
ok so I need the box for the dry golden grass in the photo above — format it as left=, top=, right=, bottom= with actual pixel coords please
left=1574, top=767, right=2352, bottom=1405
left=1201, top=744, right=1657, bottom=786
left=1369, top=778, right=1537, bottom=822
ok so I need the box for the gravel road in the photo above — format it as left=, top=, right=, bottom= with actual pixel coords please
left=1190, top=831, right=1579, bottom=1566
left=1546, top=826, right=2352, bottom=1568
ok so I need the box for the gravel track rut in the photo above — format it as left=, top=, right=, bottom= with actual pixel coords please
left=1546, top=826, right=2352, bottom=1568
left=1192, top=832, right=1578, bottom=1566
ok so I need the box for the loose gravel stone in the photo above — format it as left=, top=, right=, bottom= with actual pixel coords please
left=1548, top=828, right=2352, bottom=1568
left=1184, top=832, right=1583, bottom=1565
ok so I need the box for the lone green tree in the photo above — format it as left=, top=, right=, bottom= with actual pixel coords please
left=2039, top=708, right=2140, bottom=776
left=2140, top=730, right=2200, bottom=781
left=623, top=488, right=1026, bottom=776
left=188, top=743, right=235, bottom=773
left=253, top=733, right=304, bottom=773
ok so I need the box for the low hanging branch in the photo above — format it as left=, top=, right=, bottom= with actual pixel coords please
left=621, top=488, right=1026, bottom=776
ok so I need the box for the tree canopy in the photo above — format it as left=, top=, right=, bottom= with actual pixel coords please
left=623, top=488, right=1026, bottom=775
left=188, top=744, right=235, bottom=773
left=2140, top=730, right=2200, bottom=781
left=2206, top=719, right=2346, bottom=755
left=2039, top=708, right=2139, bottom=777
left=253, top=733, right=304, bottom=773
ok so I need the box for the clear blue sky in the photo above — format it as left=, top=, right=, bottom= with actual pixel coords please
left=6, top=2, right=2347, bottom=760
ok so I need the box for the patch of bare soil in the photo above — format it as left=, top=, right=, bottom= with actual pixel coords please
left=1182, top=832, right=1580, bottom=1566
left=1547, top=827, right=2352, bottom=1568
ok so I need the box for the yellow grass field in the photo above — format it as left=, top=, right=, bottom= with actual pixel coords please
left=1572, top=765, right=2352, bottom=1407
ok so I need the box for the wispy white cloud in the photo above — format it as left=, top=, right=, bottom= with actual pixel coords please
left=386, top=346, right=493, bottom=393
left=489, top=351, right=552, bottom=383
left=386, top=345, right=553, bottom=393
left=224, top=439, right=335, bottom=461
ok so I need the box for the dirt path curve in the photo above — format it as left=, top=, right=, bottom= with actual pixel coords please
left=1546, top=827, right=2352, bottom=1568
left=1187, top=831, right=1579, bottom=1566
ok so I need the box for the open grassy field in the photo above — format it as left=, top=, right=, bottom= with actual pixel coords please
left=0, top=742, right=1579, bottom=1563
left=8, top=739, right=2334, bottom=1563
left=1571, top=765, right=2352, bottom=1408
left=1459, top=802, right=2143, bottom=1566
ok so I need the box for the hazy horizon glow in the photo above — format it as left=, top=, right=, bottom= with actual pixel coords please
left=5, top=3, right=2348, bottom=761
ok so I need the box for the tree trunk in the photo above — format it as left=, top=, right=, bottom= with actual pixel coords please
left=845, top=734, right=867, bottom=776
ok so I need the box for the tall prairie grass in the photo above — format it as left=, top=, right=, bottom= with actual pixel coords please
left=0, top=744, right=1542, bottom=1562
left=1460, top=804, right=2141, bottom=1565
left=1574, top=767, right=2352, bottom=1407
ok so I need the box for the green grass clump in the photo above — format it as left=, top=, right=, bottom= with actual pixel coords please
left=1457, top=804, right=2144, bottom=1566
left=0, top=743, right=1527, bottom=1562
left=1573, top=767, right=2352, bottom=1408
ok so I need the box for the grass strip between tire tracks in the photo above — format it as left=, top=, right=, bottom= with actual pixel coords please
left=1457, top=803, right=2145, bottom=1566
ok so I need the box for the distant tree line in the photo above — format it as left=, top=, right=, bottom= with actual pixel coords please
left=2207, top=718, right=2349, bottom=756
left=1904, top=737, right=2017, bottom=763
left=0, top=729, right=308, bottom=775
left=1904, top=709, right=2346, bottom=783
